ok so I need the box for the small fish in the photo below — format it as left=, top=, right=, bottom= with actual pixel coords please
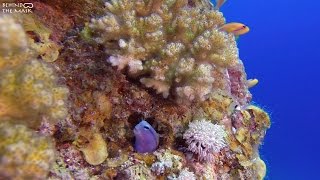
left=134, top=120, right=159, bottom=153
left=247, top=78, right=259, bottom=88
left=215, top=0, right=227, bottom=10
left=220, top=23, right=250, bottom=36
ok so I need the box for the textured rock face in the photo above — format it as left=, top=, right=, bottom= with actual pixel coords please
left=0, top=0, right=270, bottom=179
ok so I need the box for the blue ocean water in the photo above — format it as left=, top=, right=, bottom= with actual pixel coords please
left=218, top=0, right=320, bottom=179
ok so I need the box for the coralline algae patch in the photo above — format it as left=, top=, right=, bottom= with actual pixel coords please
left=0, top=0, right=270, bottom=179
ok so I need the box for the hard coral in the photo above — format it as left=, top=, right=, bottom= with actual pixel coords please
left=168, top=168, right=196, bottom=180
left=13, top=14, right=61, bottom=62
left=202, top=90, right=238, bottom=121
left=224, top=105, right=270, bottom=179
left=0, top=121, right=55, bottom=180
left=0, top=59, right=69, bottom=127
left=89, top=0, right=239, bottom=103
left=230, top=105, right=270, bottom=161
left=151, top=149, right=183, bottom=176
left=0, top=15, right=69, bottom=128
left=0, top=15, right=28, bottom=58
left=55, top=144, right=92, bottom=180
left=0, top=15, right=28, bottom=70
left=183, top=119, right=227, bottom=162
left=118, top=163, right=155, bottom=180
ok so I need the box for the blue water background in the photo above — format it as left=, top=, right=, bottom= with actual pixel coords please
left=218, top=0, right=320, bottom=179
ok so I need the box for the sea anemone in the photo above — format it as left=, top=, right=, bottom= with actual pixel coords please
left=183, top=119, right=227, bottom=162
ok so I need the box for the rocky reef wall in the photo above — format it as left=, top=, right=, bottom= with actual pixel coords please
left=0, top=0, right=270, bottom=179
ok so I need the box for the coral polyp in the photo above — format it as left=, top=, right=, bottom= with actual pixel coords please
left=89, top=0, right=239, bottom=102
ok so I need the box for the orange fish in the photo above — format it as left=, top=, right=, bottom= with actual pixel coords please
left=220, top=22, right=250, bottom=36
left=247, top=78, right=259, bottom=88
left=215, top=0, right=227, bottom=10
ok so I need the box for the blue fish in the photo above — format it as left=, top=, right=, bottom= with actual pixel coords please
left=134, top=120, right=159, bottom=153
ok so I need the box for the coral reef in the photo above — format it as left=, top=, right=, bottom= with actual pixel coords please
left=228, top=105, right=270, bottom=168
left=0, top=14, right=69, bottom=179
left=51, top=144, right=93, bottom=180
left=151, top=149, right=183, bottom=176
left=13, top=13, right=61, bottom=62
left=0, top=0, right=270, bottom=179
left=0, top=59, right=69, bottom=127
left=89, top=0, right=240, bottom=103
left=0, top=15, right=29, bottom=77
left=168, top=168, right=196, bottom=180
left=0, top=15, right=27, bottom=58
left=0, top=121, right=55, bottom=179
left=0, top=15, right=69, bottom=128
left=120, top=163, right=155, bottom=180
